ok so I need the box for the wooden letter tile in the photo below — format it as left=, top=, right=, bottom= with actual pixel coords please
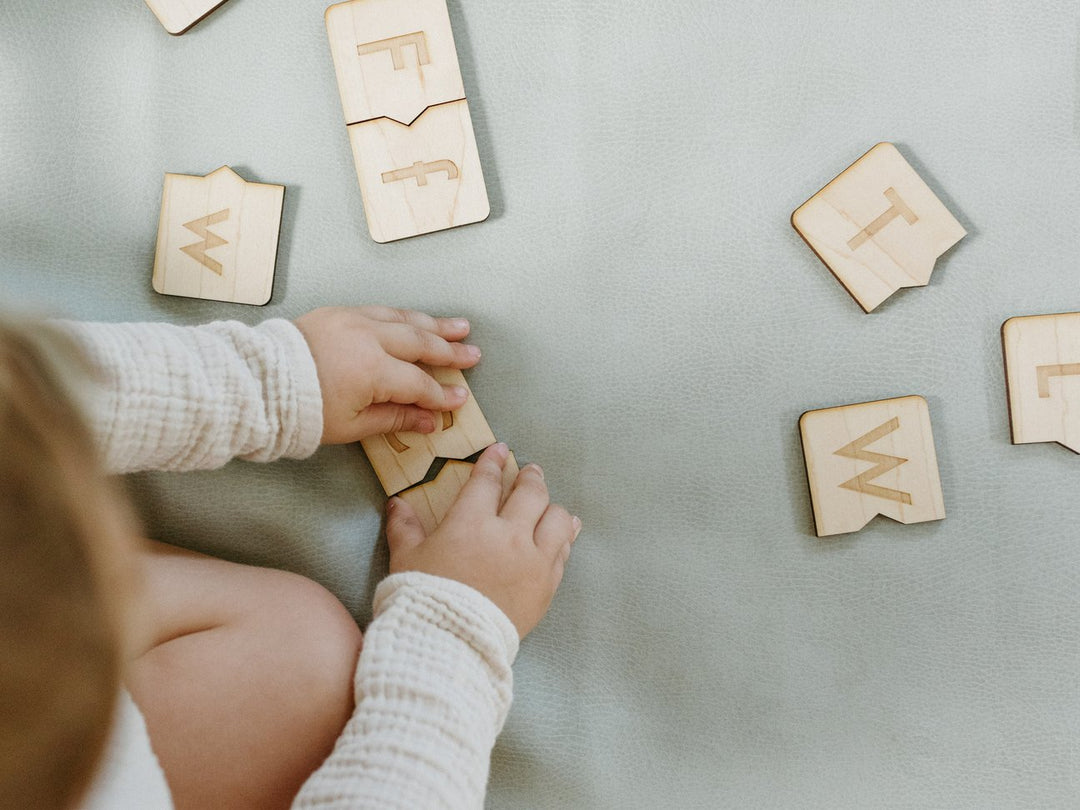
left=346, top=100, right=488, bottom=243
left=1003, top=312, right=1080, bottom=453
left=399, top=453, right=519, bottom=534
left=360, top=367, right=497, bottom=496
left=800, top=396, right=945, bottom=537
left=325, top=0, right=464, bottom=126
left=152, top=167, right=284, bottom=306
left=325, top=0, right=489, bottom=242
left=144, top=0, right=229, bottom=35
left=792, top=143, right=966, bottom=312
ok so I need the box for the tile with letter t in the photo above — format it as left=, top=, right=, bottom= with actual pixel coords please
left=792, top=143, right=966, bottom=312
left=152, top=166, right=284, bottom=306
left=800, top=396, right=945, bottom=537
left=1003, top=312, right=1080, bottom=453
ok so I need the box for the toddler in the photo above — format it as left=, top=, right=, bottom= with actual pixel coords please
left=0, top=305, right=579, bottom=809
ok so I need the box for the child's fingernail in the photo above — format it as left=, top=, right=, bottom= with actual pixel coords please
left=526, top=463, right=544, bottom=479
left=452, top=385, right=468, bottom=401
left=572, top=516, right=582, bottom=538
left=466, top=344, right=482, bottom=360
left=417, top=414, right=435, bottom=433
left=451, top=318, right=469, bottom=331
left=387, top=497, right=399, bottom=512
left=492, top=442, right=509, bottom=459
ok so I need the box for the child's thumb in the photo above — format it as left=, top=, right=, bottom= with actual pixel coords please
left=385, top=497, right=426, bottom=556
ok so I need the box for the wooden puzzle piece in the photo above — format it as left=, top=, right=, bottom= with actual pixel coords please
left=152, top=167, right=284, bottom=306
left=791, top=143, right=966, bottom=313
left=325, top=0, right=464, bottom=126
left=1002, top=312, right=1080, bottom=453
left=347, top=100, right=488, bottom=243
left=325, top=0, right=489, bottom=242
left=799, top=396, right=945, bottom=537
left=360, top=366, right=497, bottom=495
left=398, top=453, right=519, bottom=534
left=144, top=0, right=229, bottom=35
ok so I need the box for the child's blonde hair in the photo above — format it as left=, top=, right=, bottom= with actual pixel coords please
left=0, top=318, right=138, bottom=808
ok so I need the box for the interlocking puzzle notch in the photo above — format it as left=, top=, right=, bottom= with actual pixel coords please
left=800, top=396, right=945, bottom=537
left=1002, top=312, right=1080, bottom=453
left=792, top=143, right=966, bottom=313
left=399, top=454, right=520, bottom=534
left=144, top=0, right=229, bottom=35
left=360, top=366, right=497, bottom=496
left=360, top=365, right=516, bottom=531
left=325, top=0, right=489, bottom=242
left=152, top=167, right=284, bottom=306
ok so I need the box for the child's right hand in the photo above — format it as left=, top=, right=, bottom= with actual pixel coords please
left=385, top=444, right=581, bottom=639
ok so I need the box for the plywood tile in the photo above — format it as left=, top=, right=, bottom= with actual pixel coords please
left=144, top=0, right=229, bottom=34
left=346, top=100, right=488, bottom=243
left=792, top=143, right=966, bottom=313
left=360, top=366, right=496, bottom=495
left=800, top=396, right=945, bottom=537
left=1003, top=312, right=1080, bottom=453
left=152, top=166, right=283, bottom=306
left=325, top=0, right=464, bottom=126
left=398, top=453, right=519, bottom=534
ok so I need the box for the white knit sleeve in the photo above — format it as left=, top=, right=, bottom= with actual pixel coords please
left=51, top=319, right=324, bottom=474
left=292, top=572, right=520, bottom=810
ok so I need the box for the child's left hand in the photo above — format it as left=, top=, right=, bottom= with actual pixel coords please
left=295, top=306, right=481, bottom=444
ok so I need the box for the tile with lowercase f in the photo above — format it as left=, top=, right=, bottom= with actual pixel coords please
left=792, top=143, right=966, bottom=313
left=325, top=0, right=465, bottom=126
left=799, top=396, right=945, bottom=538
left=144, top=0, right=229, bottom=34
left=1002, top=312, right=1080, bottom=453
left=360, top=366, right=496, bottom=496
left=399, top=453, right=519, bottom=534
left=152, top=167, right=284, bottom=306
left=347, top=99, right=489, bottom=243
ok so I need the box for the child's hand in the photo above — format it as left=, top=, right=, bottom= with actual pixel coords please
left=385, top=444, right=581, bottom=639
left=295, top=306, right=481, bottom=444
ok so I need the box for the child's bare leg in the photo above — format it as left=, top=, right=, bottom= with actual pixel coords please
left=125, top=541, right=362, bottom=810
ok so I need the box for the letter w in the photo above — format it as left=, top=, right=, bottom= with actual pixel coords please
left=180, top=209, right=230, bottom=276
left=834, top=417, right=913, bottom=504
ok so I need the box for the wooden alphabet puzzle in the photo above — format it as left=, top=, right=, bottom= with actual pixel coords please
left=1002, top=312, right=1080, bottom=453
left=792, top=143, right=966, bottom=313
left=399, top=454, right=520, bottom=534
left=325, top=0, right=489, bottom=242
left=152, top=167, right=284, bottom=306
left=144, top=0, right=229, bottom=35
left=800, top=396, right=945, bottom=537
left=361, top=366, right=515, bottom=530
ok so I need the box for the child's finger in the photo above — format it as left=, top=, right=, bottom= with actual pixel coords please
left=533, top=503, right=578, bottom=559
left=376, top=323, right=480, bottom=368
left=381, top=362, right=469, bottom=411
left=500, top=464, right=550, bottom=527
left=385, top=497, right=426, bottom=557
left=358, top=306, right=470, bottom=341
left=351, top=404, right=436, bottom=441
left=450, top=443, right=510, bottom=517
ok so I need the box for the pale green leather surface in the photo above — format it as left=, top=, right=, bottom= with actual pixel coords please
left=3, top=2, right=1080, bottom=807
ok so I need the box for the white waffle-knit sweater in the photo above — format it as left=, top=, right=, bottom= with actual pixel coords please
left=57, top=318, right=519, bottom=810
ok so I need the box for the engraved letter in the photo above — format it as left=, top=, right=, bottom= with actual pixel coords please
left=834, top=417, right=913, bottom=505
left=847, top=187, right=918, bottom=251
left=385, top=412, right=454, bottom=453
left=356, top=32, right=430, bottom=70
left=180, top=208, right=229, bottom=276
left=381, top=160, right=460, bottom=187
left=1036, top=363, right=1080, bottom=398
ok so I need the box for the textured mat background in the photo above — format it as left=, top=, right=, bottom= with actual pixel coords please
left=3, top=2, right=1080, bottom=807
